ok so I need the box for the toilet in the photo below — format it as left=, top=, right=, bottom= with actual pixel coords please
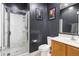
left=38, top=36, right=51, bottom=56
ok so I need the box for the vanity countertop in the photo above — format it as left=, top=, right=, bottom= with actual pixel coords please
left=48, top=36, right=79, bottom=48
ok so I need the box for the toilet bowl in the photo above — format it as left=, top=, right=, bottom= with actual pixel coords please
left=38, top=36, right=51, bottom=56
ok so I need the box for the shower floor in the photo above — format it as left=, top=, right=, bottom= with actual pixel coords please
left=0, top=47, right=40, bottom=56
left=0, top=46, right=28, bottom=56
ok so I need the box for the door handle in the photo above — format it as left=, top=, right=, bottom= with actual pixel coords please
left=9, top=31, right=11, bottom=36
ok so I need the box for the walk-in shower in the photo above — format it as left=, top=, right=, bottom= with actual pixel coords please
left=0, top=3, right=30, bottom=56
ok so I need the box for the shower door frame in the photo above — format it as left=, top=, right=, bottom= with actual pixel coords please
left=1, top=4, right=30, bottom=56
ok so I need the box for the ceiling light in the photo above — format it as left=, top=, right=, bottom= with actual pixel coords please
left=64, top=4, right=69, bottom=7
left=69, top=6, right=74, bottom=10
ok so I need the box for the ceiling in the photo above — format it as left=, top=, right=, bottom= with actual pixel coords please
left=60, top=3, right=76, bottom=10
left=4, top=3, right=29, bottom=10
left=4, top=3, right=29, bottom=15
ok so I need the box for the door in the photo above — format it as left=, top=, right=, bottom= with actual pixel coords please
left=0, top=3, right=7, bottom=56
left=0, top=3, right=2, bottom=56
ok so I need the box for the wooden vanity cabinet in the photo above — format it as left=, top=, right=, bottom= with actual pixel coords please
left=51, top=40, right=79, bottom=56
left=51, top=40, right=66, bottom=56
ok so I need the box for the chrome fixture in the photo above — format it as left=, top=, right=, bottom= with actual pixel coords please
left=71, top=35, right=75, bottom=40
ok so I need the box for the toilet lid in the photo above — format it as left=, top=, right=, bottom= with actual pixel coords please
left=39, top=44, right=50, bottom=51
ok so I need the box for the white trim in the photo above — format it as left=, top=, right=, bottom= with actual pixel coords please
left=1, top=3, right=6, bottom=56
left=27, top=11, right=30, bottom=53
left=59, top=19, right=63, bottom=33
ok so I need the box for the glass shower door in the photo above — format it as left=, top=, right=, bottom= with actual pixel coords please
left=9, top=13, right=28, bottom=56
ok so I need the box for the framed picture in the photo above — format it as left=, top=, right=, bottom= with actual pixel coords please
left=35, top=8, right=43, bottom=21
left=49, top=7, right=56, bottom=20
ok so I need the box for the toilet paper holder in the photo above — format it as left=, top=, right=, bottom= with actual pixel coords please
left=32, top=40, right=38, bottom=43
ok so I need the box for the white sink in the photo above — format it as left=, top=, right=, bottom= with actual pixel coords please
left=57, top=36, right=79, bottom=47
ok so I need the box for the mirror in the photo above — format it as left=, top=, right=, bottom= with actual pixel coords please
left=60, top=4, right=79, bottom=35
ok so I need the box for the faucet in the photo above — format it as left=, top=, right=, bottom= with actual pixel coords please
left=71, top=35, right=75, bottom=40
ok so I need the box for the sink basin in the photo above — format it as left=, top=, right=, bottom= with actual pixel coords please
left=59, top=36, right=79, bottom=44
left=51, top=35, right=79, bottom=48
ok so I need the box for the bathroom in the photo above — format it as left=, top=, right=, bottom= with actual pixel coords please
left=0, top=3, right=79, bottom=56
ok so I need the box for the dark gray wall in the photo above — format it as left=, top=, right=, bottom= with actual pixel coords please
left=30, top=3, right=60, bottom=52
left=61, top=4, right=78, bottom=33
left=47, top=3, right=60, bottom=37
left=30, top=3, right=48, bottom=52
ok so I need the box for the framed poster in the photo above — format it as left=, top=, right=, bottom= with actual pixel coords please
left=49, top=7, right=56, bottom=20
left=35, top=8, right=43, bottom=21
